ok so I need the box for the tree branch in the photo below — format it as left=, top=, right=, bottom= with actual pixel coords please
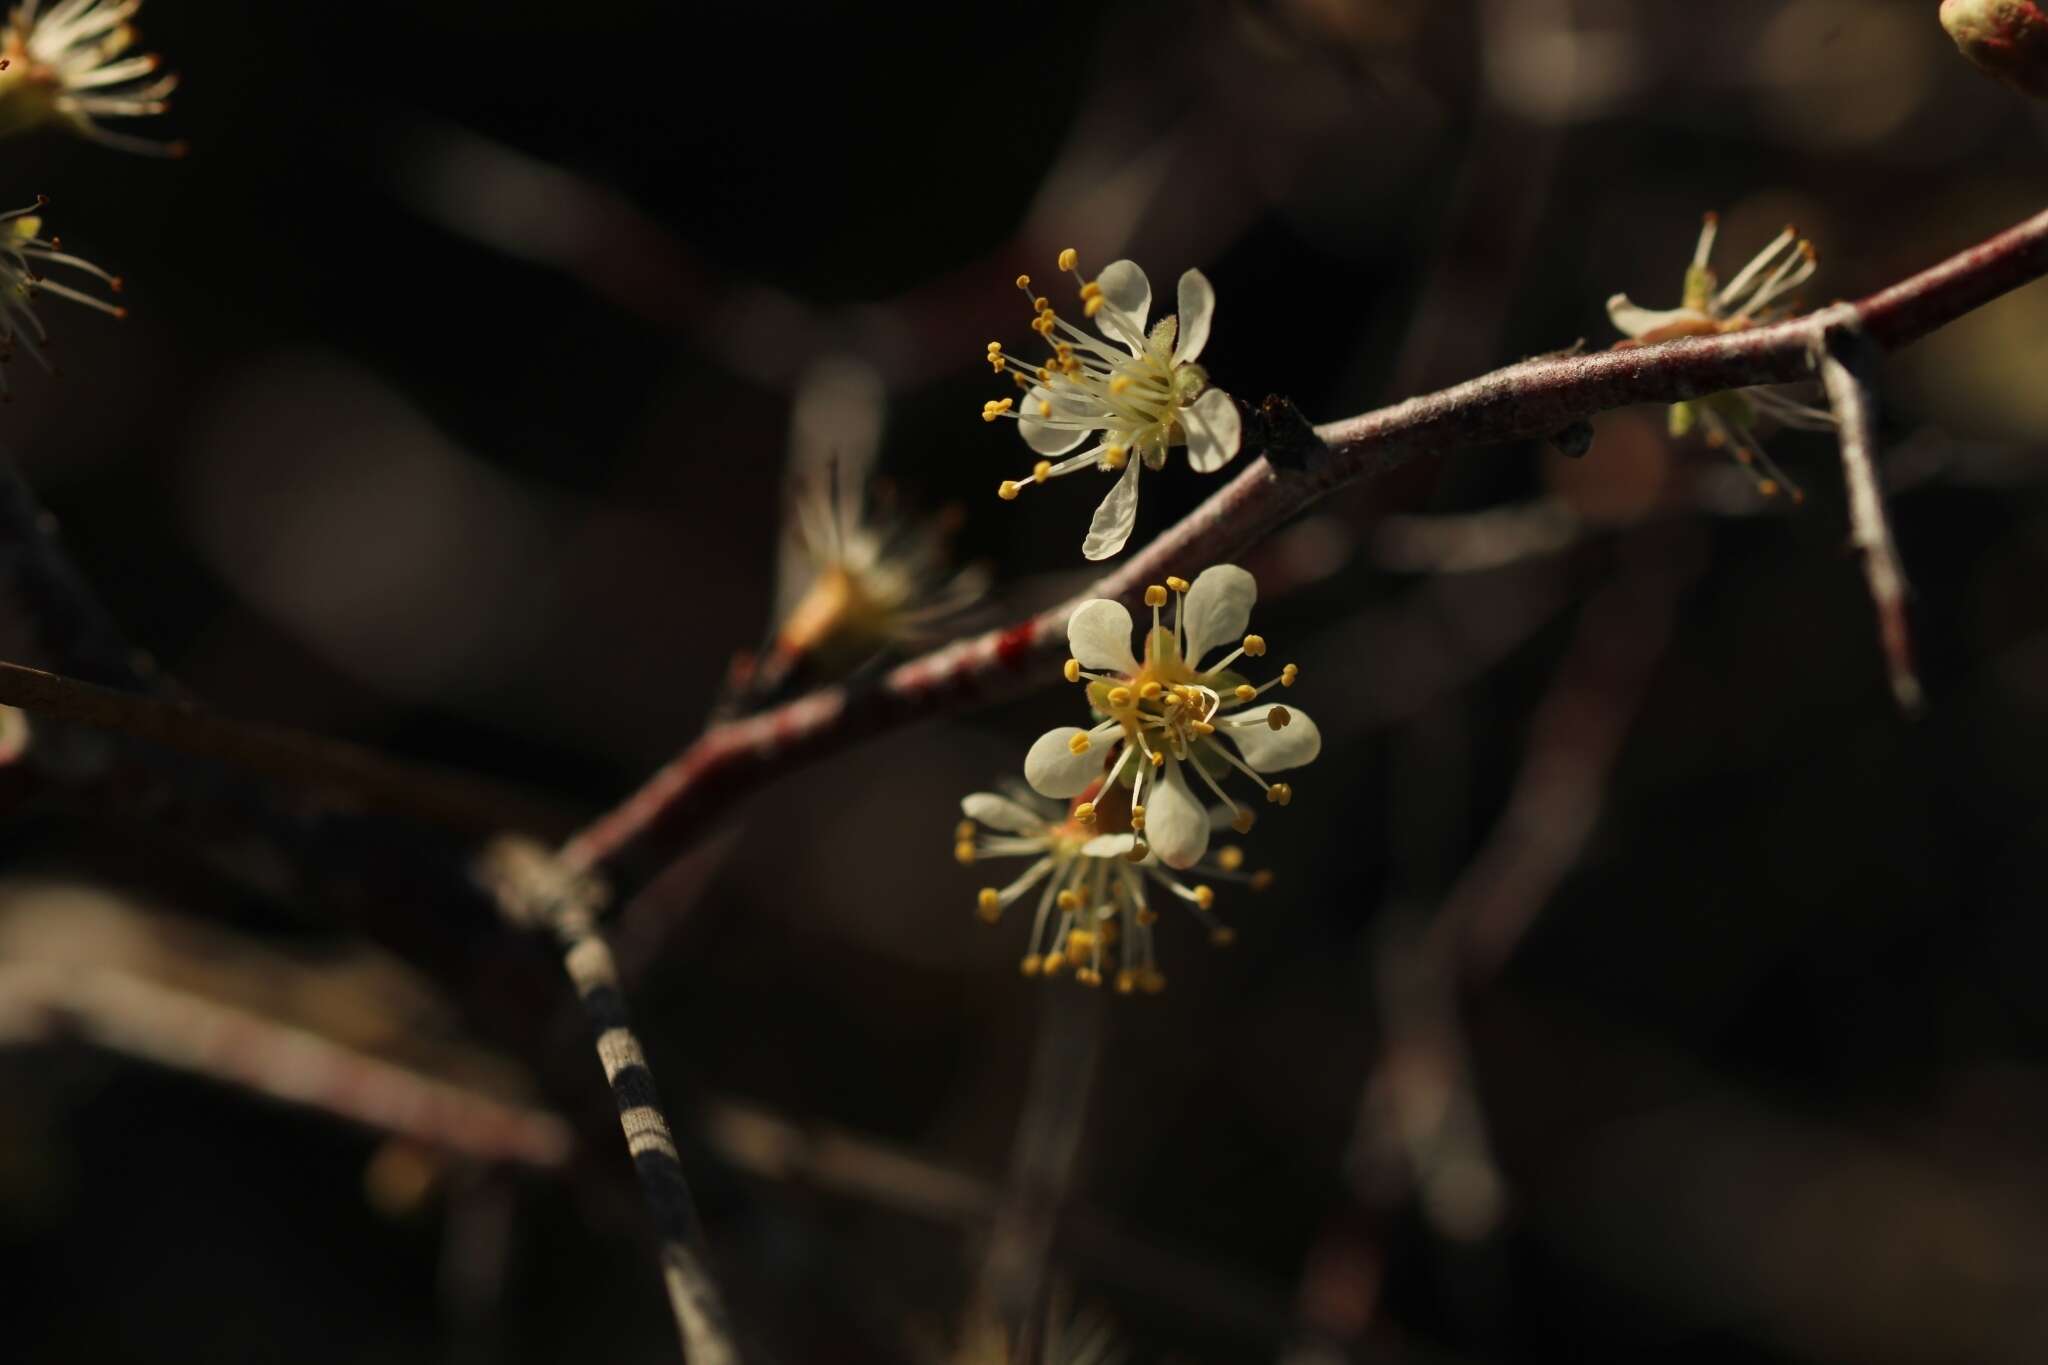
left=563, top=205, right=2048, bottom=880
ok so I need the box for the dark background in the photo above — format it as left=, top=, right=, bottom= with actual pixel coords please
left=6, top=0, right=2048, bottom=1361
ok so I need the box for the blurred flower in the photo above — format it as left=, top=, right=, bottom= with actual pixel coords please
left=984, top=250, right=1241, bottom=561
left=956, top=781, right=1267, bottom=993
left=1607, top=213, right=1832, bottom=501
left=738, top=357, right=985, bottom=704
left=0, top=0, right=182, bottom=155
left=1024, top=565, right=1318, bottom=870
left=951, top=1292, right=1125, bottom=1364
left=1942, top=0, right=2048, bottom=99
left=0, top=196, right=123, bottom=393
left=0, top=704, right=26, bottom=763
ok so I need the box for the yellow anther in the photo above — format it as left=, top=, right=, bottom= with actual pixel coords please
left=955, top=820, right=976, bottom=841
left=1079, top=968, right=1104, bottom=988
left=1033, top=295, right=1050, bottom=313
left=1103, top=445, right=1128, bottom=470
left=1210, top=925, right=1236, bottom=947
left=1166, top=576, right=1190, bottom=593
left=1140, top=968, right=1166, bottom=994
left=1015, top=274, right=1031, bottom=290
left=1192, top=885, right=1215, bottom=910
left=1036, top=400, right=1052, bottom=417
left=998, top=480, right=1022, bottom=501
left=1065, top=930, right=1095, bottom=963
left=1084, top=295, right=1105, bottom=318
left=1056, top=889, right=1083, bottom=912
left=1250, top=870, right=1275, bottom=891
left=1099, top=921, right=1119, bottom=945
left=1107, top=686, right=1132, bottom=707
left=1013, top=372, right=1033, bottom=390
left=1109, top=375, right=1131, bottom=395
left=1149, top=750, right=1165, bottom=767
left=1032, top=460, right=1052, bottom=483
left=1057, top=247, right=1078, bottom=272
left=1020, top=954, right=1041, bottom=977
left=1041, top=954, right=1067, bottom=976
left=1243, top=634, right=1267, bottom=657
left=1139, top=681, right=1163, bottom=701
left=977, top=888, right=1002, bottom=921
left=1267, top=782, right=1294, bottom=806
left=1130, top=803, right=1146, bottom=832
left=1063, top=657, right=1082, bottom=683
left=988, top=354, right=1005, bottom=374
left=1080, top=280, right=1102, bottom=301
left=1235, top=684, right=1257, bottom=702
left=1144, top=584, right=1168, bottom=608
left=1036, top=366, right=1052, bottom=383
left=1231, top=808, right=1256, bottom=834
left=1125, top=838, right=1149, bottom=863
left=954, top=841, right=976, bottom=865
left=1067, top=731, right=1092, bottom=756
left=1281, top=663, right=1299, bottom=687
left=1116, top=969, right=1137, bottom=994
left=1161, top=691, right=1182, bottom=709
left=1216, top=846, right=1245, bottom=872
left=1074, top=800, right=1096, bottom=823
left=1192, top=720, right=1216, bottom=736
left=1268, top=706, right=1291, bottom=731
left=987, top=341, right=1002, bottom=354
left=1136, top=907, right=1159, bottom=926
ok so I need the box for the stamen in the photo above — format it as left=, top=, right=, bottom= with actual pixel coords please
left=1235, top=684, right=1257, bottom=702
left=1268, top=706, right=1291, bottom=730
left=977, top=888, right=1001, bottom=921
left=1063, top=658, right=1082, bottom=683
left=1067, top=732, right=1092, bottom=756
left=1057, top=247, right=1078, bottom=272
left=1242, top=634, right=1267, bottom=657
left=997, top=480, right=1021, bottom=501
left=1144, top=584, right=1168, bottom=608
left=1032, top=460, right=1051, bottom=483
left=1281, top=664, right=1299, bottom=687
left=1266, top=782, right=1293, bottom=806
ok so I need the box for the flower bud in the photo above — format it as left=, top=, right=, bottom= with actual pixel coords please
left=1942, top=0, right=2048, bottom=98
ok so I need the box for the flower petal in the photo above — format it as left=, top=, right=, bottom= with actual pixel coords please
left=1223, top=705, right=1322, bottom=772
left=1081, top=832, right=1137, bottom=858
left=1025, top=726, right=1105, bottom=798
left=1018, top=383, right=1093, bottom=456
left=1081, top=452, right=1142, bottom=561
left=1173, top=269, right=1215, bottom=364
left=1181, top=386, right=1242, bottom=474
left=961, top=791, right=1051, bottom=835
left=1181, top=564, right=1257, bottom=670
left=1093, top=259, right=1151, bottom=353
left=1606, top=293, right=1704, bottom=339
left=1067, top=598, right=1140, bottom=674
left=1145, top=759, right=1209, bottom=869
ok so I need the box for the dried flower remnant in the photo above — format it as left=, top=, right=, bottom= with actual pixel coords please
left=0, top=197, right=124, bottom=395
left=1942, top=0, right=2048, bottom=99
left=956, top=783, right=1268, bottom=993
left=1024, top=565, right=1319, bottom=871
left=0, top=0, right=182, bottom=154
left=984, top=249, right=1242, bottom=560
left=1608, top=213, right=1834, bottom=501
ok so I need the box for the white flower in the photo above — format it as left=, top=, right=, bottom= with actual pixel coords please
left=0, top=0, right=182, bottom=155
left=1607, top=212, right=1834, bottom=501
left=982, top=249, right=1242, bottom=561
left=0, top=197, right=124, bottom=393
left=956, top=782, right=1268, bottom=993
left=1023, top=564, right=1318, bottom=872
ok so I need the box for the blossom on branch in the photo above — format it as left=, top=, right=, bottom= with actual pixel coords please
left=1608, top=213, right=1833, bottom=501
left=1942, top=0, right=2048, bottom=99
left=0, top=196, right=124, bottom=394
left=983, top=250, right=1241, bottom=560
left=0, top=0, right=182, bottom=155
left=1023, top=565, right=1318, bottom=870
left=955, top=781, right=1267, bottom=993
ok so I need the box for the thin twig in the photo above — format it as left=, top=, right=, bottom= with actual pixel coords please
left=478, top=837, right=739, bottom=1364
left=0, top=658, right=575, bottom=838
left=563, top=206, right=2048, bottom=881
left=1816, top=326, right=1922, bottom=713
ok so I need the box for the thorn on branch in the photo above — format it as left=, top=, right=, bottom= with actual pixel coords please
left=1815, top=324, right=1923, bottom=716
left=1247, top=394, right=1329, bottom=473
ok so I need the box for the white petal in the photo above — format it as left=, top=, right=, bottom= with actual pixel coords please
left=1223, top=706, right=1322, bottom=771
left=1025, top=726, right=1103, bottom=798
left=1081, top=832, right=1137, bottom=858
left=1145, top=760, right=1209, bottom=869
left=1018, top=383, right=1092, bottom=456
left=1181, top=387, right=1242, bottom=474
left=1081, top=453, right=1142, bottom=561
left=1093, top=259, right=1151, bottom=353
left=1067, top=598, right=1140, bottom=674
left=961, top=791, right=1050, bottom=835
left=1605, top=293, right=1705, bottom=339
left=1173, top=269, right=1215, bottom=364
left=1182, top=564, right=1257, bottom=669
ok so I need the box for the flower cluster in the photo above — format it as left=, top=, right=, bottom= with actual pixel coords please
left=0, top=0, right=182, bottom=155
left=1607, top=212, right=1832, bottom=500
left=0, top=195, right=123, bottom=393
left=982, top=250, right=1241, bottom=560
left=955, top=565, right=1313, bottom=992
